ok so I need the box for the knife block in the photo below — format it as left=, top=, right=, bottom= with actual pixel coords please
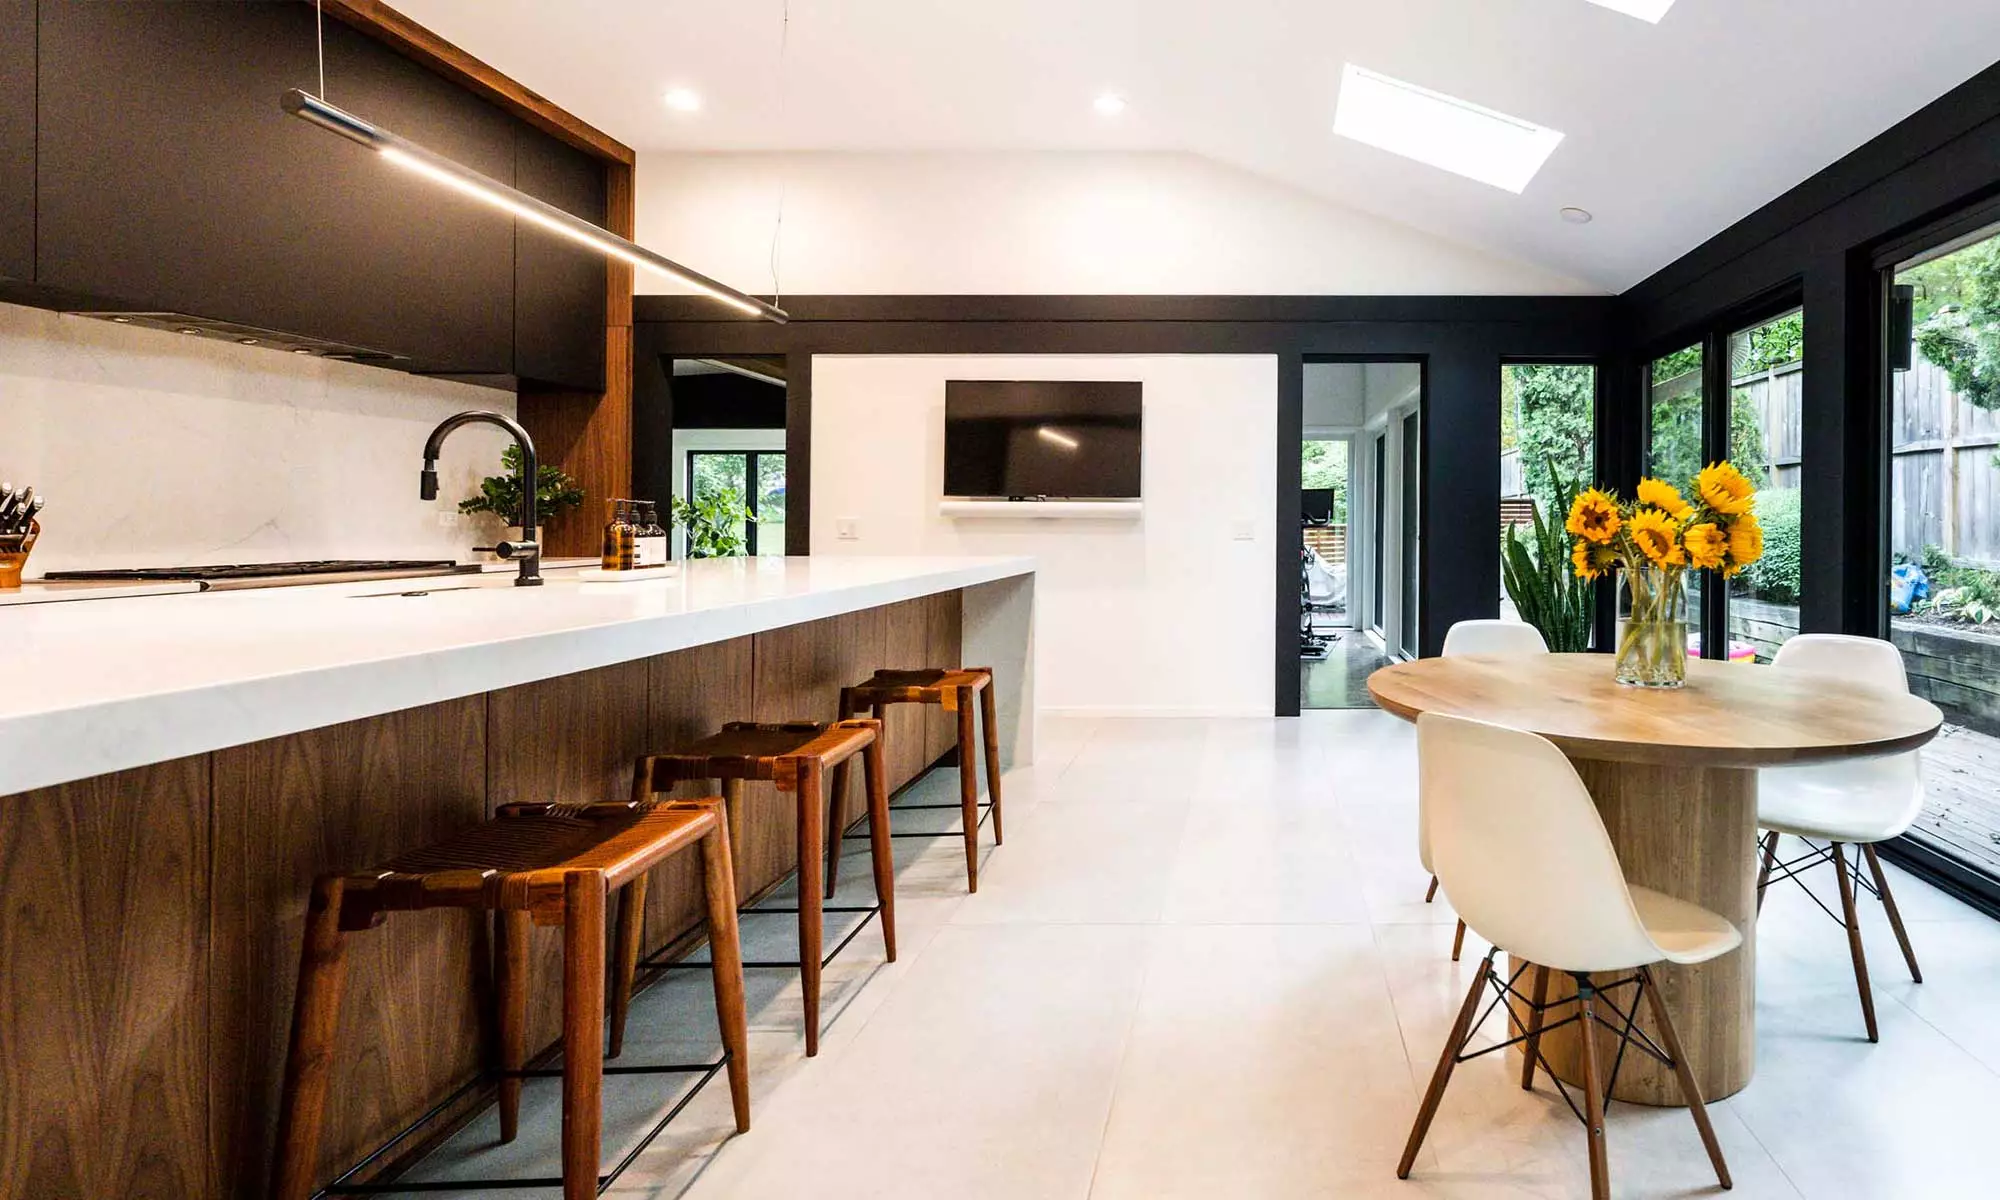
left=0, top=521, right=39, bottom=589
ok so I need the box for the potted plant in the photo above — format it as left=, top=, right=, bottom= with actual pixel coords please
left=1501, top=465, right=1593, bottom=652
left=458, top=444, right=585, bottom=539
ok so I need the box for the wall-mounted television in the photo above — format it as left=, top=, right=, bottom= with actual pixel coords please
left=943, top=380, right=1143, bottom=500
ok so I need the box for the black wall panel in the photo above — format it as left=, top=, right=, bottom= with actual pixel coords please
left=0, top=0, right=32, bottom=282
left=35, top=0, right=515, bottom=374
left=513, top=123, right=605, bottom=389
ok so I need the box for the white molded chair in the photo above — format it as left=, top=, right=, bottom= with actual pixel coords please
left=1424, top=619, right=1550, bottom=959
left=1757, top=634, right=1925, bottom=1042
left=1402, top=713, right=1739, bottom=1200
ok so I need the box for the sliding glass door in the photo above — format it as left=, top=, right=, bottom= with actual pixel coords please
left=1726, top=310, right=1804, bottom=661
left=687, top=449, right=786, bottom=556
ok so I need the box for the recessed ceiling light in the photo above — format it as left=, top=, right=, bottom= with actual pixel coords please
left=1584, top=0, right=1676, bottom=22
left=1560, top=206, right=1594, bottom=224
left=663, top=87, right=702, bottom=113
left=1094, top=91, right=1127, bottom=117
left=1333, top=64, right=1564, bottom=194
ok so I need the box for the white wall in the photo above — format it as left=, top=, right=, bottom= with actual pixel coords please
left=635, top=152, right=1601, bottom=297
left=810, top=354, right=1276, bottom=717
left=0, top=302, right=515, bottom=575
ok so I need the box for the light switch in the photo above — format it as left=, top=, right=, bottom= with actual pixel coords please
left=1231, top=520, right=1255, bottom=541
left=835, top=518, right=860, bottom=541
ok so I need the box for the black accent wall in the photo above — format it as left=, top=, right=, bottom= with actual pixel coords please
left=0, top=0, right=33, bottom=283
left=635, top=293, right=1621, bottom=715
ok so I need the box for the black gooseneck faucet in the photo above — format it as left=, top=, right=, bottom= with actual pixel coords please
left=421, top=410, right=543, bottom=586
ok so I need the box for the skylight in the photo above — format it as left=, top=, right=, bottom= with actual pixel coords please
left=1584, top=0, right=1676, bottom=21
left=1333, top=64, right=1565, bottom=194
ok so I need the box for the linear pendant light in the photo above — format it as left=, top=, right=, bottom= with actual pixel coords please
left=282, top=89, right=789, bottom=323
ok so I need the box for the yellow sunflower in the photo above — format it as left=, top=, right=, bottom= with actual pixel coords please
left=1725, top=512, right=1763, bottom=574
left=1571, top=539, right=1617, bottom=581
left=1628, top=507, right=1685, bottom=567
left=1683, top=522, right=1728, bottom=571
left=1635, top=477, right=1694, bottom=521
left=1566, top=488, right=1622, bottom=544
left=1695, top=461, right=1756, bottom=516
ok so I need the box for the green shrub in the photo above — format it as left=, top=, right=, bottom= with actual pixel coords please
left=1746, top=487, right=1801, bottom=604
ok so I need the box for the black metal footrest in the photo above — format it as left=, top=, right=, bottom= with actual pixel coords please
left=638, top=901, right=884, bottom=972
left=320, top=1055, right=731, bottom=1196
left=846, top=800, right=995, bottom=839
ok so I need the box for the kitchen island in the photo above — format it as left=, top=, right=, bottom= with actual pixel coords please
left=0, top=555, right=1034, bottom=1199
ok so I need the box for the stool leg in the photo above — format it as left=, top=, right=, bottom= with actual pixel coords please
left=864, top=729, right=898, bottom=962
left=494, top=909, right=530, bottom=1143
left=607, top=873, right=649, bottom=1059
left=720, top=777, right=745, bottom=883
left=797, top=758, right=826, bottom=1055
left=826, top=689, right=858, bottom=899
left=561, top=871, right=606, bottom=1200
left=700, top=818, right=752, bottom=1133
left=271, top=877, right=351, bottom=1200
left=957, top=686, right=980, bottom=893
left=978, top=676, right=1004, bottom=846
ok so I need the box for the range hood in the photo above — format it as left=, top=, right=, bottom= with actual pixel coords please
left=64, top=311, right=410, bottom=363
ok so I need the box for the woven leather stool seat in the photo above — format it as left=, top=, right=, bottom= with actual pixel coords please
left=637, top=718, right=892, bottom=1056
left=842, top=665, right=1004, bottom=892
left=272, top=798, right=749, bottom=1200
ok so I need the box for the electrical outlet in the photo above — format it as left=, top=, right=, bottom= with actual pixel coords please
left=435, top=510, right=464, bottom=529
left=835, top=518, right=860, bottom=540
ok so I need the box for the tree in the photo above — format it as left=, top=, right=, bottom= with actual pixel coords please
left=1510, top=364, right=1595, bottom=516
left=1907, top=235, right=2000, bottom=409
left=1301, top=440, right=1348, bottom=520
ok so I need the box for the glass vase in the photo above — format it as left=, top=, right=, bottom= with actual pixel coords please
left=1615, top=565, right=1688, bottom=688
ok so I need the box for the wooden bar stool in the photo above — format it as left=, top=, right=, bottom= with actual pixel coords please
left=839, top=667, right=1003, bottom=892
left=270, top=798, right=750, bottom=1200
left=634, top=718, right=894, bottom=1057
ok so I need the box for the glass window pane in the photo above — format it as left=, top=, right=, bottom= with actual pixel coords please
left=1648, top=345, right=1705, bottom=644
left=1891, top=221, right=2000, bottom=883
left=756, top=453, right=787, bottom=556
left=688, top=452, right=749, bottom=556
left=1500, top=364, right=1596, bottom=646
left=1725, top=310, right=1803, bottom=663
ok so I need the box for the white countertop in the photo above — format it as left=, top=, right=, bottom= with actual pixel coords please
left=5, top=555, right=1033, bottom=796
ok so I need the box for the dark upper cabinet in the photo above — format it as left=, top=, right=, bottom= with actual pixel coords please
left=35, top=0, right=515, bottom=375
left=0, top=0, right=32, bottom=282
left=514, top=125, right=607, bottom=391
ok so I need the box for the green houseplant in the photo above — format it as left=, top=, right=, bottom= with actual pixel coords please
left=458, top=445, right=585, bottom=526
left=672, top=489, right=754, bottom=558
left=1501, top=462, right=1594, bottom=652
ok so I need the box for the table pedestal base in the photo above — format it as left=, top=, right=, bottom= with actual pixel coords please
left=1510, top=760, right=1757, bottom=1106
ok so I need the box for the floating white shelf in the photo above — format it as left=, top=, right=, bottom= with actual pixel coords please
left=939, top=499, right=1143, bottom=520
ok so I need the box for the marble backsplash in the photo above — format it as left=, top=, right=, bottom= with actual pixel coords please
left=0, top=301, right=518, bottom=576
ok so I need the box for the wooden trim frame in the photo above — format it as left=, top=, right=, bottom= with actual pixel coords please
left=320, top=0, right=639, bottom=557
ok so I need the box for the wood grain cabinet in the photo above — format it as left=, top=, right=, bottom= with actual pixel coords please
left=29, top=0, right=607, bottom=387
left=0, top=0, right=31, bottom=283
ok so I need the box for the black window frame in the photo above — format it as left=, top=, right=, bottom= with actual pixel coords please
left=684, top=448, right=785, bottom=557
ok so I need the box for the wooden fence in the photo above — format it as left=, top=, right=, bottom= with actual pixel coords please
left=1732, top=360, right=1804, bottom=492
left=1890, top=356, right=2000, bottom=566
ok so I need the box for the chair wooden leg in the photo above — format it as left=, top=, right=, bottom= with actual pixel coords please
left=1640, top=966, right=1732, bottom=1190
left=864, top=730, right=898, bottom=962
left=1862, top=843, right=1923, bottom=984
left=826, top=690, right=857, bottom=898
left=1575, top=980, right=1612, bottom=1200
left=560, top=870, right=606, bottom=1200
left=1424, top=874, right=1439, bottom=904
left=978, top=675, right=1005, bottom=845
left=607, top=873, right=648, bottom=1059
left=1756, top=829, right=1781, bottom=915
left=271, top=876, right=352, bottom=1200
left=797, top=758, right=826, bottom=1056
left=699, top=816, right=752, bottom=1134
left=1450, top=919, right=1467, bottom=962
left=494, top=909, right=530, bottom=1143
left=1831, top=841, right=1879, bottom=1042
left=1398, top=951, right=1492, bottom=1179
left=720, top=778, right=745, bottom=887
left=1519, top=965, right=1550, bottom=1091
left=957, top=687, right=980, bottom=892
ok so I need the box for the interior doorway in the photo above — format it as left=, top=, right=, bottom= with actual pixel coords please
left=634, top=356, right=789, bottom=559
left=1299, top=360, right=1423, bottom=708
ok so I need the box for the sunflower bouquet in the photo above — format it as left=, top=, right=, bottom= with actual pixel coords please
left=1565, top=462, right=1764, bottom=687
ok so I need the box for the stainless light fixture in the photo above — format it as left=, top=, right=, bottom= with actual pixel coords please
left=282, top=89, right=788, bottom=324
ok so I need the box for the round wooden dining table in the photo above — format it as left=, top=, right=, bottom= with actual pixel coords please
left=1368, top=652, right=1942, bottom=1105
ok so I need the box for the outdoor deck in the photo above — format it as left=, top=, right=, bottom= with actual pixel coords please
left=1917, top=723, right=2000, bottom=879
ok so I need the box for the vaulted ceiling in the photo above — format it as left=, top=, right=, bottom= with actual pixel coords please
left=393, top=0, right=2000, bottom=291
